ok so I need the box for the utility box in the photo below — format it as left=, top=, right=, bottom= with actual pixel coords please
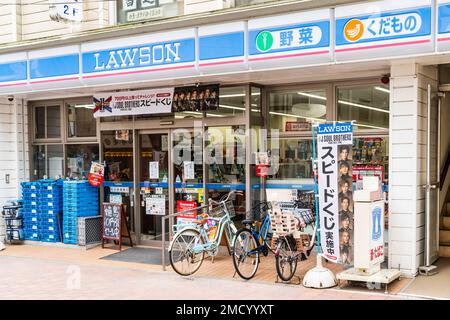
left=353, top=176, right=384, bottom=275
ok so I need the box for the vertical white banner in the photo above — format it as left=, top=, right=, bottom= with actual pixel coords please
left=317, top=122, right=353, bottom=263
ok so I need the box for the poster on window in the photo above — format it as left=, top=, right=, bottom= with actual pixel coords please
left=172, top=85, right=219, bottom=113
left=93, top=88, right=174, bottom=118
left=317, top=122, right=353, bottom=265
left=88, top=162, right=105, bottom=187
left=145, top=195, right=166, bottom=215
left=183, top=161, right=195, bottom=180
left=149, top=161, right=159, bottom=180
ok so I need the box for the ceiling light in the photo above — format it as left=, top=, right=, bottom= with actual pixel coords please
left=269, top=111, right=326, bottom=123
left=338, top=100, right=389, bottom=114
left=219, top=104, right=246, bottom=111
left=297, top=92, right=327, bottom=100
left=374, top=86, right=390, bottom=94
left=354, top=122, right=387, bottom=130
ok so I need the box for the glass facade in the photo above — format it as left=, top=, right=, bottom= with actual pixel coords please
left=269, top=89, right=327, bottom=133
left=337, top=84, right=390, bottom=131
left=67, top=103, right=97, bottom=138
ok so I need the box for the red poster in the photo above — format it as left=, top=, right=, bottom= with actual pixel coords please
left=88, top=162, right=105, bottom=187
left=256, top=164, right=269, bottom=177
left=177, top=200, right=197, bottom=219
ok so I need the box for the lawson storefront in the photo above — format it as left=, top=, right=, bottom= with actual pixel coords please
left=1, top=0, right=450, bottom=276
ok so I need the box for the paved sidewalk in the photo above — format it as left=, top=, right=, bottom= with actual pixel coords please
left=0, top=255, right=407, bottom=300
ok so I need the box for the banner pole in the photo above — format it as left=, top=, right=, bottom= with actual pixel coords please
left=311, top=124, right=321, bottom=255
left=302, top=121, right=337, bottom=288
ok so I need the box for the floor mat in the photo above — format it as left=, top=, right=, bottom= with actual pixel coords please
left=400, top=258, right=450, bottom=299
left=101, top=247, right=169, bottom=266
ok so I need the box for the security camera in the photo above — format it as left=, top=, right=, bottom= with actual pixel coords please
left=7, top=95, right=14, bottom=102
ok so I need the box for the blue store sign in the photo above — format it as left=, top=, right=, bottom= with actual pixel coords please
left=82, top=38, right=196, bottom=74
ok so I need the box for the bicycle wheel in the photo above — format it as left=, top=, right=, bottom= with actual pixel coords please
left=232, top=228, right=260, bottom=280
left=169, top=228, right=205, bottom=276
left=275, top=236, right=298, bottom=282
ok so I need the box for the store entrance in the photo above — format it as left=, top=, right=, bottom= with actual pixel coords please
left=137, top=128, right=206, bottom=246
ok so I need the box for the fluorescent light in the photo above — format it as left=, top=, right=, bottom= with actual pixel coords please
left=269, top=111, right=326, bottom=123
left=297, top=92, right=327, bottom=101
left=219, top=104, right=246, bottom=111
left=354, top=122, right=387, bottom=130
left=220, top=92, right=261, bottom=98
left=375, top=86, right=390, bottom=94
left=338, top=100, right=389, bottom=114
left=75, top=104, right=94, bottom=109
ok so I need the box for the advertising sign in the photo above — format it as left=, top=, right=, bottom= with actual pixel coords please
left=285, top=122, right=312, bottom=132
left=335, top=1, right=433, bottom=60
left=93, top=88, right=174, bottom=118
left=88, top=162, right=105, bottom=187
left=145, top=195, right=166, bottom=215
left=317, top=122, right=353, bottom=264
left=172, top=85, right=219, bottom=112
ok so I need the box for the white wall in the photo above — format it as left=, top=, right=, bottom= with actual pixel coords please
left=0, top=98, right=29, bottom=209
left=389, top=63, right=438, bottom=276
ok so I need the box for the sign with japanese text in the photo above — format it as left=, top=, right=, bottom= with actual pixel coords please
left=88, top=162, right=105, bottom=187
left=437, top=1, right=450, bottom=51
left=285, top=122, right=312, bottom=132
left=146, top=195, right=166, bottom=215
left=93, top=88, right=174, bottom=118
left=335, top=1, right=432, bottom=60
left=317, top=122, right=353, bottom=264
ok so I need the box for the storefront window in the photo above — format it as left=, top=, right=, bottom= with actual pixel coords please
left=102, top=130, right=134, bottom=182
left=32, top=144, right=64, bottom=180
left=337, top=84, right=390, bottom=130
left=34, top=105, right=61, bottom=139
left=67, top=103, right=97, bottom=138
left=66, top=144, right=100, bottom=179
left=206, top=86, right=246, bottom=118
left=269, top=89, right=327, bottom=133
left=268, top=139, right=313, bottom=181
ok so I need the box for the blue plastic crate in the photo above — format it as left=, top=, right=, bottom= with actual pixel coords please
left=23, top=216, right=40, bottom=224
left=38, top=202, right=62, bottom=211
left=41, top=234, right=61, bottom=243
left=24, top=232, right=40, bottom=241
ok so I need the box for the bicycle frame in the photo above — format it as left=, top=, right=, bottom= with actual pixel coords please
left=191, top=214, right=232, bottom=255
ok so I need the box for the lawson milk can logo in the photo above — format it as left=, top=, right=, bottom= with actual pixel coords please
left=255, top=25, right=322, bottom=53
left=372, top=206, right=382, bottom=241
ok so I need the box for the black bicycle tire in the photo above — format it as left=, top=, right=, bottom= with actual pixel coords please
left=275, top=237, right=298, bottom=282
left=169, top=228, right=205, bottom=276
left=232, top=228, right=260, bottom=280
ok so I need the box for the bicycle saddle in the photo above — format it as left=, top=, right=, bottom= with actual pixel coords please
left=242, top=219, right=254, bottom=226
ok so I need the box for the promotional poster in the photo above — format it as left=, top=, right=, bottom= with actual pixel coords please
left=171, top=85, right=219, bottom=112
left=317, top=122, right=353, bottom=264
left=93, top=88, right=174, bottom=118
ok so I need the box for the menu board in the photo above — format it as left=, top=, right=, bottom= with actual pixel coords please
left=102, top=203, right=121, bottom=240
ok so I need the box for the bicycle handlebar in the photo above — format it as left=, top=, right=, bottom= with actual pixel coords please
left=208, top=190, right=243, bottom=205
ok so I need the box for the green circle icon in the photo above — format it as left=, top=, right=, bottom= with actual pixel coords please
left=256, top=31, right=274, bottom=52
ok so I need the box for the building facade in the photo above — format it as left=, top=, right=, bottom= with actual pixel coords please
left=0, top=0, right=450, bottom=277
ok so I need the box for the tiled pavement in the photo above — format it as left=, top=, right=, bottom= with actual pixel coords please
left=0, top=244, right=412, bottom=300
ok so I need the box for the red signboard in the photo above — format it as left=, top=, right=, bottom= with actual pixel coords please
left=177, top=200, right=198, bottom=219
left=285, top=121, right=311, bottom=132
left=256, top=164, right=269, bottom=177
left=88, top=162, right=105, bottom=187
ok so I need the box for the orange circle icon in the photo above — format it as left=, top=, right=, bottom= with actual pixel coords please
left=344, top=19, right=364, bottom=42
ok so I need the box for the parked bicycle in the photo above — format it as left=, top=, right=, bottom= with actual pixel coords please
left=273, top=192, right=318, bottom=282
left=231, top=201, right=274, bottom=280
left=168, top=190, right=241, bottom=276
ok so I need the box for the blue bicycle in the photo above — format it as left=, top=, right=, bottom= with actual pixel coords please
left=231, top=201, right=274, bottom=280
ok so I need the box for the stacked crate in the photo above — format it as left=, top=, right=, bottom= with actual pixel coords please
left=63, top=181, right=99, bottom=245
left=21, top=182, right=41, bottom=241
left=38, top=180, right=63, bottom=242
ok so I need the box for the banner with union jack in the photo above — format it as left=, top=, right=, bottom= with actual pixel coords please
left=93, top=88, right=174, bottom=118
